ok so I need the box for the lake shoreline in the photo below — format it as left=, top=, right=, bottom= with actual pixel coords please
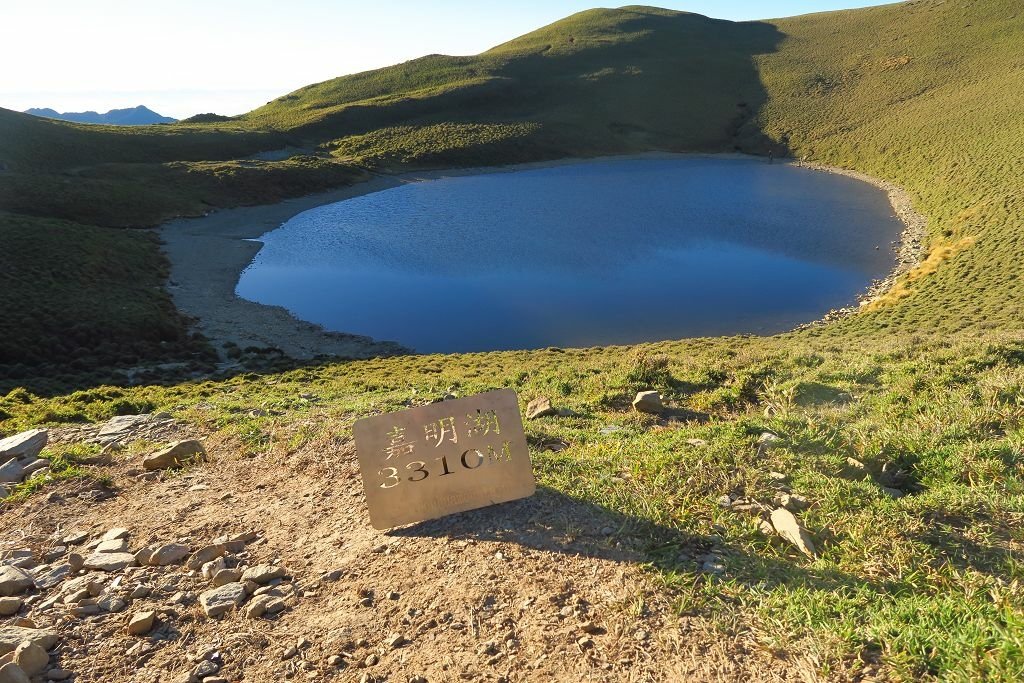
left=159, top=152, right=925, bottom=359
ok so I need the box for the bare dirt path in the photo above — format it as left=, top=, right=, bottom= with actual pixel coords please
left=0, top=418, right=803, bottom=682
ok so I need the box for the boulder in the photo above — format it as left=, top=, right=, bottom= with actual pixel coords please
left=0, top=567, right=33, bottom=597
left=0, top=627, right=58, bottom=656
left=0, top=663, right=30, bottom=683
left=631, top=391, right=663, bottom=414
left=142, top=440, right=206, bottom=471
left=199, top=583, right=247, bottom=617
left=12, top=641, right=48, bottom=676
left=525, top=397, right=558, bottom=420
left=83, top=552, right=136, bottom=572
left=0, top=430, right=47, bottom=462
left=769, top=508, right=817, bottom=558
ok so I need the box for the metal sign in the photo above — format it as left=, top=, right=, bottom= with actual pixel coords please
left=354, top=389, right=535, bottom=529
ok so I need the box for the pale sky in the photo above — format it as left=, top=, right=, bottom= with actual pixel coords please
left=0, top=1, right=896, bottom=119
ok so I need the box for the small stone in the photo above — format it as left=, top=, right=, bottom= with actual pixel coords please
left=100, top=528, right=130, bottom=542
left=129, top=585, right=151, bottom=600
left=31, top=564, right=70, bottom=590
left=98, top=595, right=127, bottom=613
left=576, top=636, right=594, bottom=649
left=770, top=508, right=817, bottom=557
left=199, top=583, right=247, bottom=617
left=777, top=493, right=809, bottom=511
left=631, top=391, right=663, bottom=414
left=243, top=595, right=273, bottom=619
left=201, top=558, right=226, bottom=580
left=265, top=598, right=286, bottom=614
left=12, top=641, right=48, bottom=676
left=128, top=610, right=157, bottom=635
left=95, top=538, right=128, bottom=554
left=0, top=663, right=30, bottom=683
left=364, top=654, right=379, bottom=667
left=768, top=471, right=788, bottom=482
left=386, top=633, right=406, bottom=649
left=83, top=552, right=136, bottom=572
left=847, top=457, right=866, bottom=470
left=0, top=598, right=21, bottom=617
left=282, top=646, right=298, bottom=660
left=66, top=554, right=84, bottom=572
left=880, top=486, right=905, bottom=499
left=149, top=543, right=190, bottom=566
left=525, top=397, right=558, bottom=420
left=211, top=569, right=242, bottom=587
left=186, top=544, right=225, bottom=571
left=142, top=440, right=206, bottom=471
left=192, top=660, right=220, bottom=678
left=240, top=564, right=285, bottom=585
left=327, top=655, right=343, bottom=667
left=579, top=621, right=603, bottom=635
left=758, top=432, right=783, bottom=447
left=685, top=438, right=708, bottom=446
left=0, top=567, right=33, bottom=598
left=62, top=531, right=87, bottom=546
left=716, top=494, right=733, bottom=509
left=45, top=669, right=72, bottom=681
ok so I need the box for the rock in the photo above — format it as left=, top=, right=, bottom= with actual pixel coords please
left=580, top=621, right=603, bottom=635
left=142, top=440, right=206, bottom=471
left=199, top=583, right=247, bottom=617
left=240, top=564, right=285, bottom=585
left=0, top=627, right=58, bottom=656
left=0, top=430, right=48, bottom=462
left=62, top=531, right=87, bottom=546
left=148, top=543, right=190, bottom=566
left=201, top=558, right=225, bottom=579
left=0, top=461, right=22, bottom=485
left=685, top=438, right=708, bottom=447
left=96, top=414, right=159, bottom=443
left=129, top=585, right=150, bottom=600
left=97, top=595, right=127, bottom=612
left=758, top=432, right=783, bottom=448
left=127, top=610, right=157, bottom=635
left=100, top=528, right=130, bottom=542
left=525, top=397, right=557, bottom=420
left=192, top=660, right=219, bottom=678
left=45, top=670, right=71, bottom=681
left=83, top=552, right=136, bottom=572
left=768, top=471, right=788, bottom=482
left=133, top=547, right=155, bottom=566
left=777, top=493, right=809, bottom=511
left=19, top=459, right=49, bottom=477
left=66, top=554, right=84, bottom=572
left=0, top=485, right=8, bottom=500
left=880, top=486, right=905, bottom=499
left=12, top=641, right=48, bottom=676
left=0, top=663, right=29, bottom=683
left=265, top=598, right=286, bottom=614
left=212, top=569, right=241, bottom=587
left=0, top=598, right=20, bottom=617
left=716, top=494, right=733, bottom=509
left=769, top=508, right=817, bottom=557
left=186, top=544, right=225, bottom=571
left=846, top=457, right=866, bottom=470
left=0, top=568, right=33, bottom=597
left=757, top=519, right=775, bottom=536
left=385, top=633, right=406, bottom=649
left=31, top=564, right=70, bottom=590
left=631, top=391, right=663, bottom=414
left=243, top=594, right=273, bottom=619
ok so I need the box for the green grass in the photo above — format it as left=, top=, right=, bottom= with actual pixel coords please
left=1, top=1, right=1023, bottom=677
left=3, top=333, right=1023, bottom=679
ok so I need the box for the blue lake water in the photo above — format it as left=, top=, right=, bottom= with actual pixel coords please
left=236, top=156, right=903, bottom=353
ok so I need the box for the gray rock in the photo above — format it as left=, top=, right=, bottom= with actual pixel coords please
left=0, top=626, right=58, bottom=656
left=0, top=429, right=48, bottom=462
left=0, top=484, right=8, bottom=500
left=19, top=459, right=50, bottom=477
left=97, top=595, right=127, bottom=612
left=0, top=567, right=33, bottom=597
left=199, top=583, right=247, bottom=617
left=96, top=414, right=158, bottom=442
left=525, top=397, right=557, bottom=420
left=0, top=460, right=23, bottom=485
left=31, top=564, right=71, bottom=590
left=83, top=552, right=136, bottom=572
left=0, top=663, right=30, bottom=683
left=631, top=391, right=663, bottom=414
left=143, top=440, right=206, bottom=471
left=148, top=543, right=190, bottom=566
left=45, top=669, right=71, bottom=681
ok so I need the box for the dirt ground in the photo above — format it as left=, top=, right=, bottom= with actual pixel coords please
left=0, top=416, right=811, bottom=682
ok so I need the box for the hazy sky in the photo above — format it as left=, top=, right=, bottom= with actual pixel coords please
left=1, top=1, right=895, bottom=119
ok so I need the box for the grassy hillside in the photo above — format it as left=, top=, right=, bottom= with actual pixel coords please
left=2, top=3, right=1024, bottom=676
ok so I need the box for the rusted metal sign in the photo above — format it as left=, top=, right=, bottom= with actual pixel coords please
left=354, top=389, right=535, bottom=529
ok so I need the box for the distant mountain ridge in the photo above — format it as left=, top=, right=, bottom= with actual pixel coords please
left=24, top=105, right=176, bottom=125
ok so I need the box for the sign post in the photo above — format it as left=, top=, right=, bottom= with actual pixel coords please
left=354, top=389, right=536, bottom=529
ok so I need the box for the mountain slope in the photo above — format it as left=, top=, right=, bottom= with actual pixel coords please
left=24, top=105, right=177, bottom=125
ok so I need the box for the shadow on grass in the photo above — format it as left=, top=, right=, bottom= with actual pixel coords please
left=389, top=484, right=878, bottom=598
